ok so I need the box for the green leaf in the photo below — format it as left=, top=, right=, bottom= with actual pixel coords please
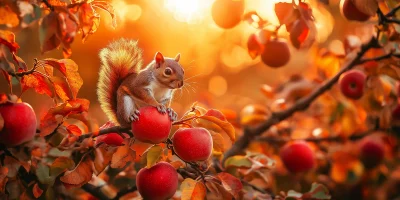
left=307, top=183, right=331, bottom=200
left=36, top=163, right=52, bottom=185
left=287, top=190, right=303, bottom=198
left=224, top=155, right=252, bottom=168
left=50, top=157, right=75, bottom=177
left=199, top=115, right=235, bottom=142
left=180, top=178, right=207, bottom=200
left=147, top=145, right=163, bottom=168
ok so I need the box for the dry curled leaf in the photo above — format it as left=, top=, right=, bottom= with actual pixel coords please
left=217, top=172, right=243, bottom=199
left=78, top=3, right=100, bottom=42
left=94, top=146, right=116, bottom=175
left=60, top=157, right=93, bottom=187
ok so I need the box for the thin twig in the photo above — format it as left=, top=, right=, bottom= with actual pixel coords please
left=112, top=185, right=138, bottom=200
left=8, top=60, right=40, bottom=77
left=385, top=5, right=400, bottom=17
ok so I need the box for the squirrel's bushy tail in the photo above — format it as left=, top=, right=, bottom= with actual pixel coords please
left=97, top=38, right=143, bottom=125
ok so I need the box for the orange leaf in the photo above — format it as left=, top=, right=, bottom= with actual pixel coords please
left=32, top=183, right=43, bottom=198
left=0, top=30, right=19, bottom=53
left=180, top=178, right=207, bottom=200
left=111, top=144, right=136, bottom=168
left=78, top=3, right=100, bottom=42
left=51, top=76, right=72, bottom=101
left=66, top=125, right=82, bottom=136
left=91, top=1, right=116, bottom=28
left=60, top=157, right=93, bottom=187
left=199, top=115, right=235, bottom=142
left=210, top=131, right=225, bottom=152
left=50, top=157, right=75, bottom=177
left=20, top=73, right=53, bottom=97
left=0, top=7, right=19, bottom=28
left=216, top=172, right=243, bottom=199
left=94, top=146, right=116, bottom=175
left=68, top=98, right=90, bottom=112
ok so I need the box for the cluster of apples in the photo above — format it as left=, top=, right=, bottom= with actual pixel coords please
left=97, top=106, right=213, bottom=199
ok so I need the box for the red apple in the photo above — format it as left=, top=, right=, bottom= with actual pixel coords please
left=212, top=0, right=244, bottom=29
left=131, top=106, right=171, bottom=144
left=0, top=102, right=37, bottom=147
left=340, top=0, right=370, bottom=22
left=205, top=109, right=226, bottom=121
left=261, top=39, right=291, bottom=68
left=172, top=128, right=213, bottom=162
left=359, top=137, right=384, bottom=169
left=280, top=141, right=315, bottom=173
left=339, top=70, right=366, bottom=100
left=95, top=133, right=124, bottom=146
left=136, top=162, right=178, bottom=200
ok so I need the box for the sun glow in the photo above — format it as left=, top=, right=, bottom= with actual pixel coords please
left=164, top=0, right=213, bottom=23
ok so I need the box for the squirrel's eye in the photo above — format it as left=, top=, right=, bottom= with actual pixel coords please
left=164, top=68, right=172, bottom=76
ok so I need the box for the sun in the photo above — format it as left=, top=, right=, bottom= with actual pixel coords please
left=164, top=0, right=213, bottom=23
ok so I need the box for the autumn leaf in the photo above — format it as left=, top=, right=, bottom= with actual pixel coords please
left=0, top=68, right=12, bottom=90
left=21, top=72, right=53, bottom=97
left=306, top=183, right=332, bottom=200
left=94, top=146, right=116, bottom=175
left=50, top=157, right=75, bottom=177
left=0, top=167, right=8, bottom=193
left=217, top=172, right=243, bottom=199
left=224, top=155, right=252, bottom=169
left=91, top=1, right=116, bottom=28
left=44, top=59, right=83, bottom=99
left=33, top=183, right=43, bottom=198
left=4, top=156, right=21, bottom=178
left=68, top=98, right=90, bottom=112
left=60, top=157, right=93, bottom=187
left=210, top=131, right=225, bottom=152
left=111, top=144, right=136, bottom=168
left=290, top=18, right=316, bottom=49
left=78, top=3, right=100, bottom=42
left=378, top=64, right=400, bottom=80
left=146, top=145, right=163, bottom=168
left=274, top=2, right=298, bottom=31
left=0, top=30, right=20, bottom=53
left=36, top=163, right=52, bottom=185
left=353, top=0, right=378, bottom=16
left=66, top=124, right=82, bottom=136
left=56, top=11, right=79, bottom=58
left=51, top=76, right=72, bottom=101
left=39, top=12, right=61, bottom=54
left=181, top=178, right=207, bottom=200
left=0, top=6, right=19, bottom=28
left=199, top=115, right=235, bottom=142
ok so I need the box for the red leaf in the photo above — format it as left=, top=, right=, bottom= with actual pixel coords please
left=93, top=146, right=116, bottom=175
left=32, top=183, right=43, bottom=198
left=20, top=73, right=53, bottom=97
left=60, top=157, right=93, bottom=187
left=111, top=144, right=136, bottom=168
left=39, top=12, right=61, bottom=54
left=216, top=172, right=243, bottom=199
left=0, top=30, right=20, bottom=53
left=66, top=125, right=82, bottom=136
left=274, top=2, right=298, bottom=29
left=289, top=18, right=316, bottom=49
left=247, top=33, right=264, bottom=59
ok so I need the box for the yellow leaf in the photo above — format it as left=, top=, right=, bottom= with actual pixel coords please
left=146, top=145, right=163, bottom=168
left=199, top=115, right=235, bottom=142
left=180, top=178, right=206, bottom=200
left=210, top=131, right=225, bottom=152
left=224, top=155, right=252, bottom=168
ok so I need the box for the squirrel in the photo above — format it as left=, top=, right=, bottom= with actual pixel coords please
left=97, top=38, right=184, bottom=128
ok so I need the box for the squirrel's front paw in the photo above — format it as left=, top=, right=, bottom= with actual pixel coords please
left=128, top=109, right=141, bottom=122
left=167, top=108, right=178, bottom=121
left=156, top=104, right=167, bottom=114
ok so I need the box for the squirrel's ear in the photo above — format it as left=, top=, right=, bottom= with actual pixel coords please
left=174, top=53, right=180, bottom=62
left=155, top=52, right=165, bottom=65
